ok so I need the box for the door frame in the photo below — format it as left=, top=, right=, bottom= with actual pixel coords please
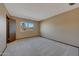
left=6, top=15, right=9, bottom=44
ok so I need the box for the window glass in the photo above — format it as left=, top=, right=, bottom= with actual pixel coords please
left=20, top=22, right=34, bottom=32
left=28, top=22, right=34, bottom=28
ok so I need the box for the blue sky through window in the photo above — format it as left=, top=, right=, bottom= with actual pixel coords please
left=28, top=22, right=34, bottom=27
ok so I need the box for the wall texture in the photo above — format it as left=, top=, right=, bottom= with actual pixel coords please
left=40, top=7, right=79, bottom=47
left=0, top=4, right=7, bottom=55
left=9, top=16, right=40, bottom=39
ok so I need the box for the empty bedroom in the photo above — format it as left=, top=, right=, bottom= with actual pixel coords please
left=0, top=3, right=79, bottom=56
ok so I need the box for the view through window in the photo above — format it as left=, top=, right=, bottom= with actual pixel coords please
left=20, top=22, right=34, bottom=32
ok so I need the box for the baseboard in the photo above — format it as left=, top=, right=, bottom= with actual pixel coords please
left=41, top=36, right=79, bottom=48
left=16, top=35, right=40, bottom=40
left=41, top=36, right=79, bottom=56
left=0, top=45, right=7, bottom=56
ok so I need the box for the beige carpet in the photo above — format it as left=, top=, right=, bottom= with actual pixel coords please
left=3, top=37, right=78, bottom=56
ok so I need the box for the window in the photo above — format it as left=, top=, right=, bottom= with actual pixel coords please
left=20, top=22, right=34, bottom=32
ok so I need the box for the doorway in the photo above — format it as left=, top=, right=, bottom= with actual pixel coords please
left=6, top=15, right=16, bottom=43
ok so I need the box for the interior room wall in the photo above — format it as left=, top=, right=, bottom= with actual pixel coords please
left=0, top=4, right=7, bottom=55
left=9, top=16, right=40, bottom=39
left=40, top=7, right=79, bottom=47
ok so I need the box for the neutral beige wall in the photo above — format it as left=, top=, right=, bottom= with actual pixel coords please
left=9, top=16, right=40, bottom=39
left=40, top=7, right=79, bottom=47
left=0, top=4, right=7, bottom=55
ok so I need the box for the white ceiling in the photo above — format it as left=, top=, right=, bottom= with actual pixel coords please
left=4, top=3, right=79, bottom=21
